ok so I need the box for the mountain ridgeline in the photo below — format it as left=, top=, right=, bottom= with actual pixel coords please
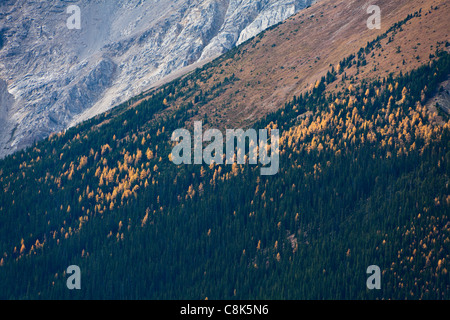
left=0, top=2, right=449, bottom=299
left=0, top=0, right=316, bottom=158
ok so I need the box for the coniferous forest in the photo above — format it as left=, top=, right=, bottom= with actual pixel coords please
left=0, top=11, right=449, bottom=300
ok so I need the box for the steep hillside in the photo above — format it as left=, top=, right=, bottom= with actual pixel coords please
left=0, top=0, right=449, bottom=300
left=135, top=0, right=449, bottom=130
left=0, top=0, right=315, bottom=158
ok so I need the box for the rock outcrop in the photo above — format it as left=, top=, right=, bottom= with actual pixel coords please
left=0, top=0, right=315, bottom=157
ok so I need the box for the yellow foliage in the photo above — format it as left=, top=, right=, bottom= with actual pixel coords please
left=142, top=209, right=150, bottom=227
left=146, top=148, right=154, bottom=160
left=20, top=243, right=26, bottom=255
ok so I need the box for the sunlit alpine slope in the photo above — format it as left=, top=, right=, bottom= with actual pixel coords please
left=0, top=0, right=449, bottom=300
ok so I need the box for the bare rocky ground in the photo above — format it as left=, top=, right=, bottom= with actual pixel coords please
left=0, top=0, right=315, bottom=158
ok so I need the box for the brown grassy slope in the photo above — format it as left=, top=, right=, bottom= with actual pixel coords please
left=162, top=0, right=449, bottom=129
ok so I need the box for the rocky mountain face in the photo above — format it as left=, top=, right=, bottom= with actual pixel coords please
left=0, top=0, right=315, bottom=158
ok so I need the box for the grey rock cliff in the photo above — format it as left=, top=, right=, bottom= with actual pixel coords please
left=0, top=0, right=315, bottom=158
